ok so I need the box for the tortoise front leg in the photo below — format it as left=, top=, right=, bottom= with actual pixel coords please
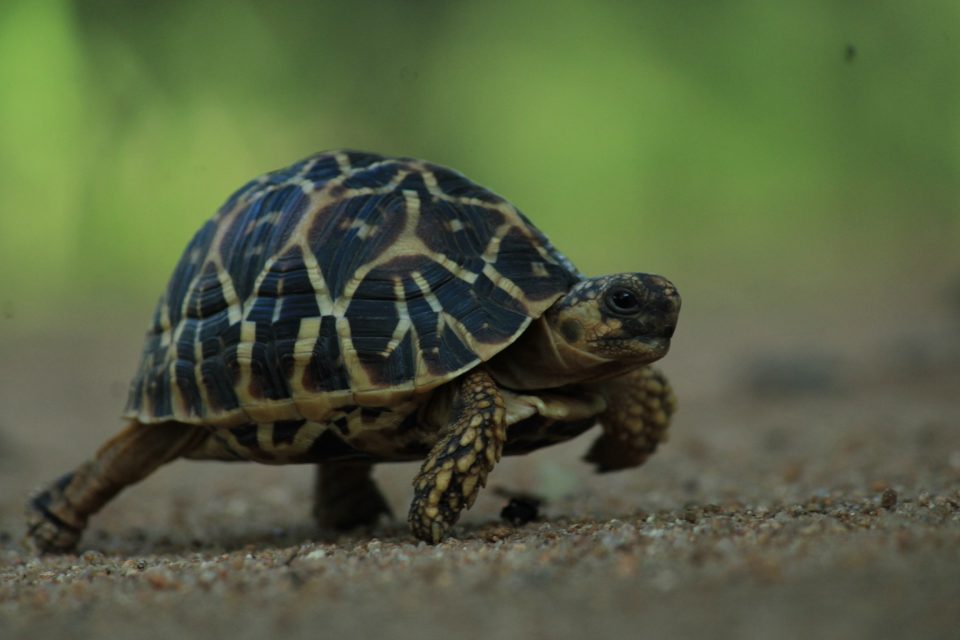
left=408, top=368, right=506, bottom=543
left=313, top=461, right=392, bottom=531
left=26, top=420, right=206, bottom=553
left=583, top=366, right=676, bottom=472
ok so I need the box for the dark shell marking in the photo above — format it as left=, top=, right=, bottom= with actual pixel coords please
left=127, top=151, right=579, bottom=427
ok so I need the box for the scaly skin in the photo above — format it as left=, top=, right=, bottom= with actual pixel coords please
left=408, top=368, right=506, bottom=543
left=583, top=366, right=676, bottom=472
left=25, top=421, right=206, bottom=553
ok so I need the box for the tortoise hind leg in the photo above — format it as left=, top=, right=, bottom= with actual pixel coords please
left=26, top=420, right=207, bottom=553
left=408, top=368, right=506, bottom=543
left=313, top=461, right=392, bottom=531
left=583, top=365, right=676, bottom=472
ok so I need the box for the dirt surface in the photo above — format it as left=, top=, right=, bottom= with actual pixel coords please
left=1, top=285, right=959, bottom=640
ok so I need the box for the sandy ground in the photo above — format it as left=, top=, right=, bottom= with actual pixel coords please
left=1, top=282, right=959, bottom=640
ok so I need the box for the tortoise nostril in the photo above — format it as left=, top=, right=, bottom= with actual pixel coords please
left=637, top=274, right=680, bottom=305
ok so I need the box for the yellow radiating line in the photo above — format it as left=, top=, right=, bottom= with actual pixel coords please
left=481, top=262, right=528, bottom=308
left=211, top=262, right=243, bottom=324
left=335, top=315, right=368, bottom=394
left=292, top=421, right=323, bottom=453
left=334, top=152, right=352, bottom=173
left=410, top=272, right=442, bottom=312
left=409, top=269, right=481, bottom=358
left=234, top=320, right=258, bottom=420
left=441, top=310, right=484, bottom=356
left=333, top=260, right=377, bottom=316
left=157, top=302, right=173, bottom=348
left=249, top=209, right=281, bottom=233
left=298, top=244, right=335, bottom=316
left=297, top=155, right=321, bottom=180
left=256, top=423, right=274, bottom=454
left=380, top=278, right=412, bottom=359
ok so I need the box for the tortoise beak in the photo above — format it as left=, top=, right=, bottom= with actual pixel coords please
left=636, top=274, right=680, bottom=339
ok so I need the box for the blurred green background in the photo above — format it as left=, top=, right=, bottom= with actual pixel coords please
left=1, top=0, right=958, bottom=330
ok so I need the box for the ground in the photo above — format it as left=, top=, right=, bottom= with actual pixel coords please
left=1, top=281, right=958, bottom=640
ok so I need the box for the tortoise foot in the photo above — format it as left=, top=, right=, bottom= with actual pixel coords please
left=313, top=462, right=393, bottom=531
left=25, top=473, right=84, bottom=553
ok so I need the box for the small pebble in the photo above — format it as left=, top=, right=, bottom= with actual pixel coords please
left=143, top=566, right=177, bottom=590
left=881, top=488, right=898, bottom=511
left=304, top=548, right=327, bottom=561
left=500, top=496, right=541, bottom=526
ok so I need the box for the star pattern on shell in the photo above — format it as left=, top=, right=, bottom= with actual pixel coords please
left=126, top=151, right=580, bottom=428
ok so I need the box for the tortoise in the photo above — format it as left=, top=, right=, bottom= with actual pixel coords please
left=26, top=150, right=680, bottom=551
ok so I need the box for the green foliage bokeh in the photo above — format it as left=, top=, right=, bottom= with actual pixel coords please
left=1, top=0, right=958, bottom=323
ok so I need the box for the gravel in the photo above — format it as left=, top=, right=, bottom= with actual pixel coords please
left=1, top=297, right=958, bottom=640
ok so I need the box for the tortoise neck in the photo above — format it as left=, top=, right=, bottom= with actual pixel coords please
left=485, top=317, right=628, bottom=391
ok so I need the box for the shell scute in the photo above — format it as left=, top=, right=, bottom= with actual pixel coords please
left=341, top=160, right=401, bottom=190
left=220, top=182, right=309, bottom=301
left=248, top=335, right=290, bottom=401
left=185, top=263, right=231, bottom=320
left=493, top=226, right=572, bottom=301
left=301, top=316, right=350, bottom=393
left=298, top=156, right=338, bottom=184
left=308, top=191, right=410, bottom=301
left=174, top=357, right=204, bottom=417
left=427, top=164, right=505, bottom=204
left=166, top=219, right=218, bottom=328
left=341, top=151, right=383, bottom=170
left=356, top=328, right=418, bottom=388
left=416, top=200, right=506, bottom=261
left=199, top=355, right=235, bottom=414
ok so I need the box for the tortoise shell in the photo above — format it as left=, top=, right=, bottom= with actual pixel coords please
left=125, top=151, right=580, bottom=426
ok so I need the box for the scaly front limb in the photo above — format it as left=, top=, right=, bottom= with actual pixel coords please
left=408, top=368, right=506, bottom=543
left=583, top=366, right=676, bottom=472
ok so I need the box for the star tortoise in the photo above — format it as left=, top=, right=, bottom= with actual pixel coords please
left=26, top=150, right=681, bottom=551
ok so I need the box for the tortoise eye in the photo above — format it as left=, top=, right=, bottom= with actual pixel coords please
left=605, top=287, right=642, bottom=315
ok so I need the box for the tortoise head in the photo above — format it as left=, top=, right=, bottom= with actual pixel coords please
left=545, top=273, right=681, bottom=365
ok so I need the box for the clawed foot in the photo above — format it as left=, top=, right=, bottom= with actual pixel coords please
left=584, top=366, right=676, bottom=473
left=408, top=450, right=488, bottom=543
left=25, top=473, right=84, bottom=553
left=408, top=369, right=505, bottom=544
